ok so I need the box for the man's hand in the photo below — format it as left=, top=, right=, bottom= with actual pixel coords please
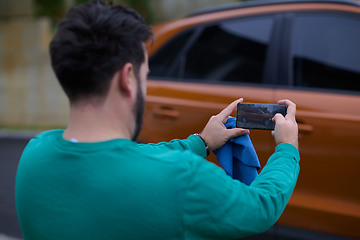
left=199, top=98, right=250, bottom=152
left=272, top=99, right=299, bottom=149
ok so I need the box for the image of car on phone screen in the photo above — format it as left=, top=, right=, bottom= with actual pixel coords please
left=241, top=107, right=272, bottom=125
left=236, top=103, right=287, bottom=130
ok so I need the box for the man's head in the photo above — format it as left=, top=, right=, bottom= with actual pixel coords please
left=50, top=0, right=153, bottom=140
left=50, top=0, right=153, bottom=104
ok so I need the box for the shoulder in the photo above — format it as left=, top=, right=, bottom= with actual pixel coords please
left=22, top=130, right=64, bottom=154
left=33, top=129, right=64, bottom=141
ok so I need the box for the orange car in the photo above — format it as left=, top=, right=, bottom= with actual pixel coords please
left=139, top=0, right=360, bottom=239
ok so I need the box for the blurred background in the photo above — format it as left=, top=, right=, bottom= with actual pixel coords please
left=0, top=0, right=247, bottom=130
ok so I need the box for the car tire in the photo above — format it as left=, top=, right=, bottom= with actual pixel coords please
left=264, top=118, right=271, bottom=126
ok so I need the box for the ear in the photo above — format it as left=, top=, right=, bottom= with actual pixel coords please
left=118, top=63, right=135, bottom=96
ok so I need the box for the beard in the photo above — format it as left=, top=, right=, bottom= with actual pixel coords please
left=131, top=79, right=145, bottom=141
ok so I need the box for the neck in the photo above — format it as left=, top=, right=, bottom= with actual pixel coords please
left=63, top=101, right=132, bottom=142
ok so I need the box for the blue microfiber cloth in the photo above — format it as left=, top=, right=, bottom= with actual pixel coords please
left=214, top=117, right=260, bottom=185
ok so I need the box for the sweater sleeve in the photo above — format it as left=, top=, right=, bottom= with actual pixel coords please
left=139, top=134, right=207, bottom=158
left=183, top=143, right=300, bottom=239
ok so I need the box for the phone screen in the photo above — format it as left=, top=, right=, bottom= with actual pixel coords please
left=236, top=103, right=287, bottom=130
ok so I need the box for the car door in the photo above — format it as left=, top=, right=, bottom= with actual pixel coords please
left=141, top=15, right=278, bottom=165
left=274, top=12, right=360, bottom=239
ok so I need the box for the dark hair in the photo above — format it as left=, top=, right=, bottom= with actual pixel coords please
left=50, top=0, right=153, bottom=103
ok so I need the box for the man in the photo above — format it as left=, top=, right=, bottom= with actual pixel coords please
left=15, top=1, right=300, bottom=239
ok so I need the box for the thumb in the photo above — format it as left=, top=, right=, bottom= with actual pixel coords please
left=272, top=113, right=285, bottom=124
left=226, top=128, right=249, bottom=139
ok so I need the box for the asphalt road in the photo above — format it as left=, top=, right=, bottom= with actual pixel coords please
left=0, top=134, right=33, bottom=239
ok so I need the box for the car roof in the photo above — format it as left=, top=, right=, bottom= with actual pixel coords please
left=187, top=0, right=360, bottom=17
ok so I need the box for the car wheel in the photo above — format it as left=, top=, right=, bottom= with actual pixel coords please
left=264, top=118, right=271, bottom=126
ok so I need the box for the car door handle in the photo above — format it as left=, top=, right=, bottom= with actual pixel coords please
left=298, top=123, right=314, bottom=134
left=153, top=107, right=180, bottom=119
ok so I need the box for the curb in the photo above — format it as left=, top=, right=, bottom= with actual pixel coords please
left=0, top=130, right=41, bottom=140
left=0, top=234, right=22, bottom=240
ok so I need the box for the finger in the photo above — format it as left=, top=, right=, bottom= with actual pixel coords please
left=218, top=98, right=243, bottom=122
left=278, top=99, right=296, bottom=120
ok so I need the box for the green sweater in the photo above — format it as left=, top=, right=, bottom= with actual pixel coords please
left=15, top=130, right=300, bottom=240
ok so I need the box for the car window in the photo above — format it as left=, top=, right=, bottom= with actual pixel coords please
left=181, top=16, right=274, bottom=84
left=149, top=30, right=194, bottom=78
left=291, top=13, right=360, bottom=92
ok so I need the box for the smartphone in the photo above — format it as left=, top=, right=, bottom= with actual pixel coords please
left=236, top=103, right=287, bottom=130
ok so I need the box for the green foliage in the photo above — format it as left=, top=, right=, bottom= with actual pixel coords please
left=119, top=0, right=154, bottom=24
left=33, top=0, right=154, bottom=25
left=74, top=0, right=91, bottom=5
left=33, top=0, right=66, bottom=24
